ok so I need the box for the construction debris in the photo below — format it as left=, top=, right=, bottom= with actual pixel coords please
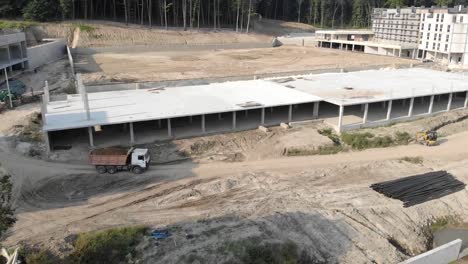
left=370, top=171, right=466, bottom=207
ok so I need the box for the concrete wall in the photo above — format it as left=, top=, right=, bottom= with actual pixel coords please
left=400, top=239, right=462, bottom=264
left=27, top=39, right=66, bottom=69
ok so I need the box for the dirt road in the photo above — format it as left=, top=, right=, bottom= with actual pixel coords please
left=2, top=129, right=468, bottom=263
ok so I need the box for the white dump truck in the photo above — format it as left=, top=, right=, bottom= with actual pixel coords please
left=89, top=147, right=150, bottom=174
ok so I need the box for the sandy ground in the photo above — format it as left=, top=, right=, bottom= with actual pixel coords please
left=0, top=103, right=467, bottom=263
left=77, top=46, right=418, bottom=84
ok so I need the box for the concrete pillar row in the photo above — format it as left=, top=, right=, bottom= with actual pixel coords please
left=261, top=108, right=265, bottom=125
left=88, top=127, right=94, bottom=147
left=428, top=95, right=435, bottom=114
left=408, top=98, right=415, bottom=117
left=338, top=105, right=344, bottom=132
left=129, top=122, right=135, bottom=144
left=167, top=118, right=172, bottom=137
left=201, top=115, right=206, bottom=133
left=232, top=112, right=237, bottom=129
left=464, top=91, right=468, bottom=108
left=313, top=102, right=320, bottom=118
left=447, top=93, right=453, bottom=111
left=362, top=103, right=369, bottom=124
left=386, top=100, right=393, bottom=121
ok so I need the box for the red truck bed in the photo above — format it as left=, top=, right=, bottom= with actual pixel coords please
left=89, top=147, right=131, bottom=166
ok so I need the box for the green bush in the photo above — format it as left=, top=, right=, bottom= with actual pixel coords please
left=318, top=128, right=340, bottom=145
left=67, top=226, right=147, bottom=264
left=25, top=250, right=59, bottom=264
left=341, top=132, right=394, bottom=150
left=223, top=238, right=307, bottom=264
left=286, top=145, right=344, bottom=156
left=395, top=131, right=411, bottom=145
left=72, top=23, right=96, bottom=33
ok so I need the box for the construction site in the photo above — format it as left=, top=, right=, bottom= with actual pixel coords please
left=1, top=18, right=468, bottom=264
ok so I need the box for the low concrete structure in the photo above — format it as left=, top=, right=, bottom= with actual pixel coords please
left=27, top=39, right=66, bottom=70
left=400, top=239, right=462, bottom=264
left=316, top=29, right=418, bottom=58
left=42, top=68, right=468, bottom=151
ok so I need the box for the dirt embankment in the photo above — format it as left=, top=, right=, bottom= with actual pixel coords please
left=38, top=21, right=272, bottom=48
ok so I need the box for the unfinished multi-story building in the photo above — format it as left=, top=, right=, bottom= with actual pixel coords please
left=419, top=6, right=468, bottom=68
left=372, top=7, right=422, bottom=45
left=0, top=32, right=28, bottom=75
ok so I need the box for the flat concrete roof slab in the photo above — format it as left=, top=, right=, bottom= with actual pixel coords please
left=276, top=68, right=468, bottom=106
left=44, top=80, right=322, bottom=131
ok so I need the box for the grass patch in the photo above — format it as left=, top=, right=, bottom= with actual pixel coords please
left=0, top=20, right=37, bottom=30
left=395, top=131, right=412, bottom=145
left=318, top=128, right=340, bottom=145
left=399, top=156, right=423, bottom=164
left=341, top=132, right=394, bottom=150
left=72, top=23, right=96, bottom=33
left=286, top=145, right=344, bottom=156
left=24, top=249, right=59, bottom=264
left=67, top=226, right=147, bottom=264
left=220, top=238, right=318, bottom=264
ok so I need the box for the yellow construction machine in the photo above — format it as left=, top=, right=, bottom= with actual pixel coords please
left=416, top=131, right=438, bottom=146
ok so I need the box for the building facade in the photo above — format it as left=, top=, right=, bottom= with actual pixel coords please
left=372, top=7, right=422, bottom=45
left=0, top=32, right=28, bottom=74
left=418, top=6, right=468, bottom=67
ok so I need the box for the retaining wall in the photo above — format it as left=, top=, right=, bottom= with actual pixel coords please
left=27, top=39, right=66, bottom=69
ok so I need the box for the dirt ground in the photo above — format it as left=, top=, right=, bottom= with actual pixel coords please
left=0, top=102, right=468, bottom=263
left=77, top=45, right=418, bottom=84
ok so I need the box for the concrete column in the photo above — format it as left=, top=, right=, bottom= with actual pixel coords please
left=158, top=119, right=162, bottom=128
left=398, top=49, right=402, bottom=58
left=232, top=112, right=237, bottom=129
left=402, top=99, right=406, bottom=107
left=386, top=100, right=393, bottom=120
left=313, top=102, right=320, bottom=118
left=447, top=93, right=453, bottom=111
left=41, top=95, right=47, bottom=125
left=189, top=116, right=193, bottom=124
left=408, top=98, right=415, bottom=117
left=428, top=95, right=435, bottom=114
left=129, top=122, right=135, bottom=144
left=218, top=113, right=222, bottom=120
left=382, top=101, right=386, bottom=109
left=352, top=45, right=355, bottom=51
left=393, top=49, right=396, bottom=57
left=261, top=108, right=265, bottom=125
left=44, top=131, right=51, bottom=153
left=201, top=115, right=206, bottom=133
left=340, top=43, right=343, bottom=50
left=88, top=127, right=94, bottom=147
left=338, top=105, right=344, bottom=131
left=464, top=91, right=468, bottom=108
left=167, top=118, right=172, bottom=137
left=44, top=81, right=50, bottom=104
left=362, top=103, right=369, bottom=124
left=421, top=97, right=424, bottom=104
left=288, top=105, right=293, bottom=122
left=245, top=110, right=248, bottom=118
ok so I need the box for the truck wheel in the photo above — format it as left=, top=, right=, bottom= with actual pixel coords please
left=132, top=166, right=143, bottom=174
left=96, top=166, right=107, bottom=174
left=107, top=166, right=117, bottom=174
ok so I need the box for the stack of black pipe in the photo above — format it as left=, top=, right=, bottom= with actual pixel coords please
left=370, top=171, right=466, bottom=207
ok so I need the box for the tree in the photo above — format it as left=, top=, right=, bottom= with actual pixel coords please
left=297, top=0, right=304, bottom=22
left=386, top=0, right=405, bottom=7
left=23, top=0, right=61, bottom=21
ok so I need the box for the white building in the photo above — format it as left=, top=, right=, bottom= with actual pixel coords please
left=419, top=6, right=468, bottom=68
left=372, top=7, right=422, bottom=45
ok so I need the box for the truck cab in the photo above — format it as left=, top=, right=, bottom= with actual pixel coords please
left=130, top=148, right=151, bottom=173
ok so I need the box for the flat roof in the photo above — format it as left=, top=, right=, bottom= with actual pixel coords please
left=274, top=68, right=468, bottom=106
left=44, top=68, right=468, bottom=132
left=44, top=80, right=322, bottom=131
left=315, top=30, right=374, bottom=35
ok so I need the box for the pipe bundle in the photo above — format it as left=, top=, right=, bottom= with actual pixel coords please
left=370, top=171, right=466, bottom=207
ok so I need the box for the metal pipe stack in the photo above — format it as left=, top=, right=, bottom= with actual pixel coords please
left=370, top=171, right=466, bottom=207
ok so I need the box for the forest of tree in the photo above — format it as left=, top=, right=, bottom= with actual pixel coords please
left=2, top=0, right=468, bottom=30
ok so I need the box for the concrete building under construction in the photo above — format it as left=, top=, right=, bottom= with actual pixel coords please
left=42, top=68, right=468, bottom=152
